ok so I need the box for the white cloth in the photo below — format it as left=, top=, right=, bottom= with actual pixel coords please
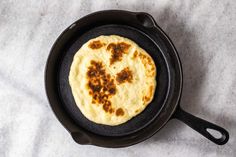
left=0, top=0, right=235, bottom=156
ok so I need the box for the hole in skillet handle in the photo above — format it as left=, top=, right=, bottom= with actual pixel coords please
left=135, top=12, right=157, bottom=28
left=172, top=106, right=229, bottom=145
left=206, top=128, right=223, bottom=139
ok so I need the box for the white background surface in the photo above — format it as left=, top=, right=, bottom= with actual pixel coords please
left=0, top=0, right=236, bottom=156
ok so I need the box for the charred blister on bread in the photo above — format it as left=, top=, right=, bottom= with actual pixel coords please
left=86, top=60, right=116, bottom=113
left=89, top=40, right=105, bottom=49
left=116, top=67, right=133, bottom=84
left=107, top=42, right=131, bottom=65
left=86, top=60, right=131, bottom=116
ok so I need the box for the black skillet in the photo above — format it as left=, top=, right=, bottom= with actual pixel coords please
left=45, top=10, right=229, bottom=147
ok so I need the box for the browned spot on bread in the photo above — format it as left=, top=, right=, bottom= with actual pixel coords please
left=142, top=85, right=154, bottom=104
left=107, top=42, right=131, bottom=65
left=116, top=67, right=133, bottom=84
left=149, top=85, right=154, bottom=94
left=139, top=53, right=146, bottom=59
left=142, top=96, right=151, bottom=103
left=109, top=108, right=114, bottom=113
left=150, top=71, right=155, bottom=77
left=116, top=108, right=124, bottom=116
left=87, top=60, right=116, bottom=113
left=135, top=109, right=140, bottom=113
left=89, top=40, right=104, bottom=49
left=132, top=51, right=138, bottom=59
left=139, top=53, right=156, bottom=77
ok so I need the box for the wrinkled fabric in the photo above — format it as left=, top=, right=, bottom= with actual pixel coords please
left=0, top=0, right=235, bottom=157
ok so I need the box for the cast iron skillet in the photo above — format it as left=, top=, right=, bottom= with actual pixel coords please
left=45, top=10, right=229, bottom=147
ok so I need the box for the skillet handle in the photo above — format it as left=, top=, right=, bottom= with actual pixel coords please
left=134, top=12, right=157, bottom=28
left=71, top=131, right=91, bottom=145
left=172, top=107, right=229, bottom=145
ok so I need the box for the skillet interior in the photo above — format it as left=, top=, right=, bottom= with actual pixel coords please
left=58, top=24, right=170, bottom=136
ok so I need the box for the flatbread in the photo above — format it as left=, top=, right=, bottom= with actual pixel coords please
left=69, top=35, right=156, bottom=125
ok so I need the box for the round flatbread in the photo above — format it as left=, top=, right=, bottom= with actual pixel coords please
left=69, top=35, right=156, bottom=125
